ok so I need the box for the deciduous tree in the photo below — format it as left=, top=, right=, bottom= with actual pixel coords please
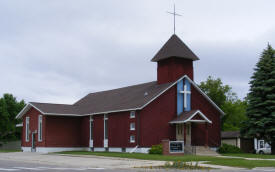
left=199, top=76, right=247, bottom=131
left=0, top=94, right=25, bottom=143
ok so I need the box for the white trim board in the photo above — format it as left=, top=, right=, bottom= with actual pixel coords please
left=184, top=110, right=212, bottom=124
left=21, top=147, right=89, bottom=153
left=169, top=110, right=212, bottom=124
left=92, top=147, right=150, bottom=154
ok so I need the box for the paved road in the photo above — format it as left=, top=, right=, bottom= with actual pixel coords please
left=0, top=159, right=133, bottom=172
left=1, top=159, right=275, bottom=172
left=0, top=153, right=275, bottom=172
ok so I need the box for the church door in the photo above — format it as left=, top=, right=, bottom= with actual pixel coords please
left=176, top=124, right=184, bottom=141
left=185, top=123, right=191, bottom=146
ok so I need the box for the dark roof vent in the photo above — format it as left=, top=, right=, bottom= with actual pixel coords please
left=144, top=92, right=148, bottom=96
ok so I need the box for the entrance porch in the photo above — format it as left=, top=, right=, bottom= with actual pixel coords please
left=170, top=110, right=215, bottom=155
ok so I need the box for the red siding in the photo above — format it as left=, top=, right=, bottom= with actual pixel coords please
left=191, top=85, right=221, bottom=147
left=21, top=107, right=89, bottom=148
left=157, top=58, right=194, bottom=84
left=93, top=115, right=104, bottom=147
left=139, top=85, right=177, bottom=147
left=45, top=116, right=84, bottom=147
left=21, top=108, right=46, bottom=147
left=80, top=116, right=90, bottom=147
left=108, top=111, right=137, bottom=147
left=20, top=79, right=221, bottom=149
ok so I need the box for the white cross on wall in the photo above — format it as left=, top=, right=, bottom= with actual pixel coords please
left=180, top=84, right=191, bottom=109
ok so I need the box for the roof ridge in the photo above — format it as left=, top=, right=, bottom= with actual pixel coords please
left=73, top=80, right=164, bottom=105
left=30, top=102, right=74, bottom=106
left=88, top=81, right=157, bottom=94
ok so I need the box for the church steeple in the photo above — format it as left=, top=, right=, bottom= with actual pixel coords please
left=152, top=34, right=199, bottom=84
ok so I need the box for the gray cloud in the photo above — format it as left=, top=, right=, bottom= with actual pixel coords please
left=0, top=0, right=274, bottom=104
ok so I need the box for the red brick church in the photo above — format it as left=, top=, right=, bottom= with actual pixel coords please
left=16, top=34, right=224, bottom=153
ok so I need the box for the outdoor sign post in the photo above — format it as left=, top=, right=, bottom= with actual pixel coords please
left=169, top=141, right=184, bottom=153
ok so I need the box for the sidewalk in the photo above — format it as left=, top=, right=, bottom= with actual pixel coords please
left=217, top=155, right=275, bottom=161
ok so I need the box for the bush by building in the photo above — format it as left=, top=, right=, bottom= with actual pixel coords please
left=149, top=144, right=163, bottom=154
left=218, top=143, right=243, bottom=153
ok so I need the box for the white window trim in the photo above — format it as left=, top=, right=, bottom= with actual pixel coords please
left=25, top=117, right=30, bottom=142
left=104, top=114, right=108, bottom=140
left=90, top=116, right=93, bottom=141
left=130, top=122, right=135, bottom=131
left=38, top=115, right=42, bottom=142
left=130, top=135, right=135, bottom=143
left=130, top=111, right=135, bottom=118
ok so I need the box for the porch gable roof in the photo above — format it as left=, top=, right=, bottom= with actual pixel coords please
left=169, top=110, right=212, bottom=124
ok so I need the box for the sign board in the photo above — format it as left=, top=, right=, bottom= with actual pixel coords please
left=169, top=141, right=184, bottom=153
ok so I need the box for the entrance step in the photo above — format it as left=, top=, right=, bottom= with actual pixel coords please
left=185, top=146, right=219, bottom=156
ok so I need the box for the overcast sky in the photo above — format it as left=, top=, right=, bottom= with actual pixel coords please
left=0, top=0, right=274, bottom=104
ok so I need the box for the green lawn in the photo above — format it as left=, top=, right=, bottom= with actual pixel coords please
left=222, top=153, right=275, bottom=159
left=58, top=151, right=275, bottom=169
left=206, top=158, right=275, bottom=169
left=0, top=149, right=21, bottom=153
left=59, top=151, right=219, bottom=162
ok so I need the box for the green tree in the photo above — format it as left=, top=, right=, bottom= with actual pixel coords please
left=222, top=100, right=247, bottom=131
left=241, top=45, right=275, bottom=154
left=0, top=94, right=25, bottom=143
left=199, top=76, right=247, bottom=131
left=199, top=76, right=237, bottom=107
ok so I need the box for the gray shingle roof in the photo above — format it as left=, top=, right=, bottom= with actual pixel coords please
left=169, top=110, right=198, bottom=123
left=221, top=131, right=240, bottom=139
left=30, top=81, right=173, bottom=115
left=151, top=34, right=199, bottom=62
left=30, top=102, right=82, bottom=115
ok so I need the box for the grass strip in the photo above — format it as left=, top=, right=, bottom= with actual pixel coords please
left=0, top=149, right=21, bottom=153
left=58, top=151, right=275, bottom=169
left=221, top=153, right=275, bottom=159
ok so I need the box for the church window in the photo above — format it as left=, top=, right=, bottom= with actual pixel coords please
left=104, top=114, right=108, bottom=140
left=130, top=135, right=135, bottom=143
left=130, top=122, right=135, bottom=130
left=38, top=115, right=42, bottom=142
left=25, top=117, right=30, bottom=142
left=130, top=111, right=135, bottom=118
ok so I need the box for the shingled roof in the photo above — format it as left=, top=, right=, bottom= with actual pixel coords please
left=30, top=102, right=82, bottom=115
left=151, top=34, right=199, bottom=62
left=16, top=75, right=225, bottom=119
left=73, top=81, right=173, bottom=115
left=169, top=110, right=212, bottom=124
left=221, top=131, right=241, bottom=139
left=16, top=81, right=174, bottom=118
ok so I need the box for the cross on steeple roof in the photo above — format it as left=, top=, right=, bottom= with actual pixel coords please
left=167, top=4, right=182, bottom=34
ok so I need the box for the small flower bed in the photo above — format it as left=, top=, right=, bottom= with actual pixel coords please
left=163, top=161, right=210, bottom=170
left=142, top=161, right=211, bottom=170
